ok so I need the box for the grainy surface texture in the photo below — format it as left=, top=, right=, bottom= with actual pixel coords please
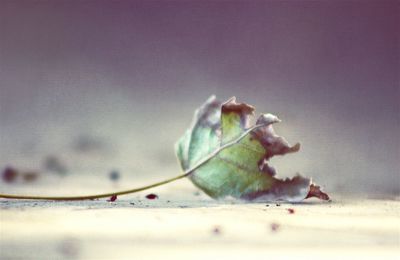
left=1, top=180, right=399, bottom=260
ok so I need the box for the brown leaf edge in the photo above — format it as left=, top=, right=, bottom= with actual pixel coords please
left=306, top=184, right=330, bottom=200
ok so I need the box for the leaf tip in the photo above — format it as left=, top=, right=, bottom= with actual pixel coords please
left=256, top=113, right=281, bottom=125
left=222, top=97, right=255, bottom=115
left=290, top=142, right=301, bottom=153
left=306, top=184, right=330, bottom=200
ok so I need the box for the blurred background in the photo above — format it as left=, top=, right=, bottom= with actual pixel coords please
left=0, top=0, right=399, bottom=196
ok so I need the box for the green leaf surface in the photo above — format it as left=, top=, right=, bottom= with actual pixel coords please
left=175, top=96, right=329, bottom=202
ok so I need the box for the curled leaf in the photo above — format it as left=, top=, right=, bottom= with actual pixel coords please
left=175, top=96, right=328, bottom=202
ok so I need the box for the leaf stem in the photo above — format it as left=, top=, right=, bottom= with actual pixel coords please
left=0, top=124, right=268, bottom=201
left=0, top=173, right=189, bottom=201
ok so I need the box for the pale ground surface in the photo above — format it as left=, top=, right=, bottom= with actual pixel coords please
left=1, top=175, right=399, bottom=260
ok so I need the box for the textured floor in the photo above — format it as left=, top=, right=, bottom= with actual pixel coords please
left=1, top=184, right=399, bottom=260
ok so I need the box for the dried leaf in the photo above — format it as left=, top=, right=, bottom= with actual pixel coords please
left=175, top=96, right=329, bottom=202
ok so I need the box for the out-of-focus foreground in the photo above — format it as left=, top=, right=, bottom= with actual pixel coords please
left=1, top=187, right=399, bottom=259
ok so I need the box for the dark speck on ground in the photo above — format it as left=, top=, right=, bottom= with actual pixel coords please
left=212, top=226, right=221, bottom=235
left=287, top=208, right=295, bottom=214
left=146, top=194, right=158, bottom=200
left=2, top=167, right=18, bottom=183
left=107, top=195, right=117, bottom=202
left=270, top=223, right=280, bottom=232
left=109, top=170, right=120, bottom=182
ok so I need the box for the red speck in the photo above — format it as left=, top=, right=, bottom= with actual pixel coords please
left=107, top=195, right=117, bottom=202
left=270, top=223, right=280, bottom=232
left=212, top=226, right=221, bottom=235
left=287, top=208, right=295, bottom=214
left=2, top=167, right=18, bottom=183
left=145, top=193, right=158, bottom=200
